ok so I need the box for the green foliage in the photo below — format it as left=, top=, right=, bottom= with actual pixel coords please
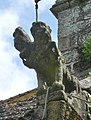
left=89, top=72, right=91, bottom=76
left=82, top=37, right=91, bottom=63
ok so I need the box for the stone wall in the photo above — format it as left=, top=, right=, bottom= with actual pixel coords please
left=51, top=0, right=91, bottom=75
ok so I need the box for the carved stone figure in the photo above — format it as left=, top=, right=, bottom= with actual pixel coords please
left=13, top=22, right=80, bottom=94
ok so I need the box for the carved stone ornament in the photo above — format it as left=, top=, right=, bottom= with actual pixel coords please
left=13, top=22, right=80, bottom=95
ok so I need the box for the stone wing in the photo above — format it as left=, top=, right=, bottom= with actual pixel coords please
left=13, top=27, right=32, bottom=52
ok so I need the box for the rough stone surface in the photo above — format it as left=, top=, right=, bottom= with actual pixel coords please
left=48, top=90, right=67, bottom=102
left=47, top=100, right=83, bottom=120
left=47, top=100, right=66, bottom=120
left=13, top=21, right=80, bottom=95
left=50, top=1, right=91, bottom=119
left=51, top=0, right=91, bottom=75
left=0, top=89, right=89, bottom=120
left=80, top=77, right=91, bottom=94
left=13, top=22, right=60, bottom=93
left=68, top=91, right=88, bottom=120
left=13, top=21, right=90, bottom=120
left=0, top=0, right=90, bottom=119
left=47, top=89, right=88, bottom=120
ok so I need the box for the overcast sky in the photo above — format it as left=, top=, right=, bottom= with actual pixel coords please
left=0, top=0, right=57, bottom=100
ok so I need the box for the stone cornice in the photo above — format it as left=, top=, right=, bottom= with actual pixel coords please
left=50, top=0, right=89, bottom=18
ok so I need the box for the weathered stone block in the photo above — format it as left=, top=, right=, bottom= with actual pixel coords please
left=68, top=91, right=88, bottom=120
left=47, top=100, right=66, bottom=120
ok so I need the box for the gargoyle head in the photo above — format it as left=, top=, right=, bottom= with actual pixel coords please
left=30, top=22, right=52, bottom=45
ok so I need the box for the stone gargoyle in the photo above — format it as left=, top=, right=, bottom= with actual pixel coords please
left=13, top=22, right=80, bottom=94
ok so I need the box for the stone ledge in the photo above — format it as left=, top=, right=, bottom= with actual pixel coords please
left=50, top=1, right=70, bottom=18
left=50, top=0, right=89, bottom=18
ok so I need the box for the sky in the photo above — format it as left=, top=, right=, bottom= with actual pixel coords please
left=0, top=0, right=58, bottom=100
